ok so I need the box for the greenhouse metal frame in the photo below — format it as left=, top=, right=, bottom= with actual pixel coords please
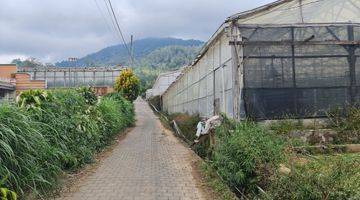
left=19, top=67, right=123, bottom=88
left=239, top=23, right=360, bottom=119
left=162, top=0, right=360, bottom=120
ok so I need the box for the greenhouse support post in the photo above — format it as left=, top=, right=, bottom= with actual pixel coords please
left=230, top=23, right=241, bottom=120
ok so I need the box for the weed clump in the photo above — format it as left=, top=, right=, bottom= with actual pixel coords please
left=212, top=121, right=287, bottom=197
left=328, top=106, right=360, bottom=144
left=267, top=154, right=360, bottom=200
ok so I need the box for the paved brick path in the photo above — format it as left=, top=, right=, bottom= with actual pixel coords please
left=57, top=99, right=205, bottom=200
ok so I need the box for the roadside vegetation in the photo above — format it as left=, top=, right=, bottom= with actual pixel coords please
left=199, top=162, right=237, bottom=200
left=114, top=68, right=140, bottom=102
left=158, top=108, right=360, bottom=199
left=0, top=88, right=135, bottom=198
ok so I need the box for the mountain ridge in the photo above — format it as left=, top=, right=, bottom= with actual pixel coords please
left=56, top=37, right=204, bottom=67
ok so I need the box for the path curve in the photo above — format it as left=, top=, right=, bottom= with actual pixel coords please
left=57, top=98, right=205, bottom=200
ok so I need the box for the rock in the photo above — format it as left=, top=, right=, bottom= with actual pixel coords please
left=279, top=164, right=291, bottom=175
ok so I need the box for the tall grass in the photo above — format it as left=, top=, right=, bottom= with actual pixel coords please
left=267, top=154, right=360, bottom=200
left=212, top=120, right=359, bottom=199
left=212, top=121, right=287, bottom=196
left=0, top=89, right=134, bottom=197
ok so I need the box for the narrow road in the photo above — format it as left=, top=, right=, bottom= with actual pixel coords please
left=58, top=98, right=205, bottom=200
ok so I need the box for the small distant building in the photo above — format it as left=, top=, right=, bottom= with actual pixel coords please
left=0, top=64, right=17, bottom=79
left=0, top=79, right=15, bottom=102
left=0, top=64, right=47, bottom=101
left=152, top=70, right=181, bottom=97
left=12, top=73, right=47, bottom=93
left=0, top=64, right=17, bottom=101
left=93, top=86, right=114, bottom=96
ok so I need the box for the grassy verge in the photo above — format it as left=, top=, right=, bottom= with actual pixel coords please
left=198, top=161, right=238, bottom=200
left=158, top=111, right=360, bottom=199
left=147, top=109, right=238, bottom=199
left=267, top=153, right=360, bottom=199
left=0, top=88, right=135, bottom=199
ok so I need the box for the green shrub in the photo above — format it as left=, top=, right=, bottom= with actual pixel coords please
left=0, top=89, right=134, bottom=197
left=114, top=69, right=140, bottom=102
left=327, top=106, right=360, bottom=144
left=212, top=121, right=286, bottom=197
left=76, top=87, right=97, bottom=105
left=97, top=96, right=134, bottom=145
left=105, top=92, right=135, bottom=126
left=267, top=154, right=360, bottom=200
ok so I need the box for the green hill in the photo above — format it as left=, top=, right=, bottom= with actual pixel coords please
left=56, top=37, right=203, bottom=67
left=135, top=45, right=201, bottom=92
left=56, top=37, right=203, bottom=92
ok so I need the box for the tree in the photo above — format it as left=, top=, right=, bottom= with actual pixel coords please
left=114, top=69, right=140, bottom=101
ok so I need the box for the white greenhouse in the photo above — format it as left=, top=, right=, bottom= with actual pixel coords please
left=162, top=0, right=360, bottom=120
left=152, top=70, right=181, bottom=97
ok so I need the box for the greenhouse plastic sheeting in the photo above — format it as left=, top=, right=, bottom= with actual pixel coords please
left=233, top=0, right=360, bottom=24
left=241, top=25, right=360, bottom=119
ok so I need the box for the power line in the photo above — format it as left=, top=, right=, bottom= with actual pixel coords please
left=93, top=0, right=115, bottom=37
left=106, top=0, right=134, bottom=64
left=103, top=0, right=121, bottom=38
left=92, top=0, right=136, bottom=66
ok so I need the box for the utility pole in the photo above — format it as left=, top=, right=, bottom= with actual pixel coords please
left=130, top=35, right=134, bottom=67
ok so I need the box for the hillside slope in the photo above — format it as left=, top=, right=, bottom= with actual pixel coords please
left=135, top=45, right=201, bottom=92
left=56, top=38, right=203, bottom=67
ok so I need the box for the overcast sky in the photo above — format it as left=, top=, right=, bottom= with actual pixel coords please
left=0, top=0, right=273, bottom=63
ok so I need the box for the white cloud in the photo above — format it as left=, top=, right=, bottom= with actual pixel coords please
left=0, top=54, right=28, bottom=64
left=0, top=0, right=274, bottom=63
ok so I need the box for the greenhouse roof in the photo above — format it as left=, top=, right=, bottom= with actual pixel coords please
left=228, top=0, right=360, bottom=25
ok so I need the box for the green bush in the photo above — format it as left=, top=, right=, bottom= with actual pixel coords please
left=76, top=87, right=97, bottom=105
left=0, top=89, right=134, bottom=197
left=114, top=69, right=140, bottom=102
left=327, top=106, right=360, bottom=144
left=212, top=121, right=286, bottom=197
left=105, top=92, right=135, bottom=126
left=267, top=154, right=360, bottom=200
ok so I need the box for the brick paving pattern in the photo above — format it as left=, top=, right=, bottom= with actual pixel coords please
left=57, top=99, right=205, bottom=200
